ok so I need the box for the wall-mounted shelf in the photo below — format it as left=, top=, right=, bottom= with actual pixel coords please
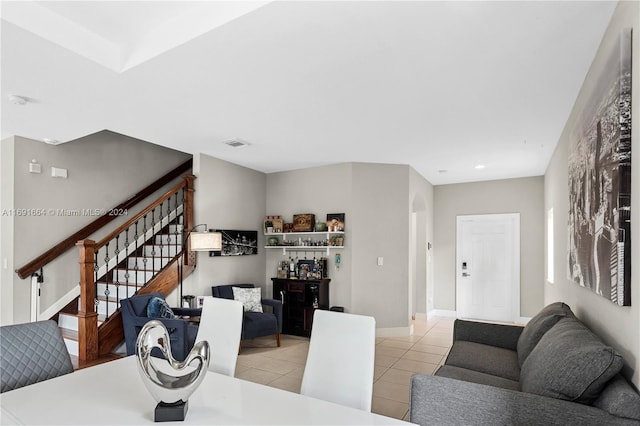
left=264, top=231, right=345, bottom=237
left=264, top=231, right=344, bottom=255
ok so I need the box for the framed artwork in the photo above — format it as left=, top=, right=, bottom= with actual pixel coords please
left=326, top=213, right=345, bottom=231
left=209, top=230, right=258, bottom=256
left=567, top=28, right=632, bottom=306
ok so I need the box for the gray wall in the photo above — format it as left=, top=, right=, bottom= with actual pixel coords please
left=410, top=167, right=434, bottom=314
left=0, top=137, right=16, bottom=325
left=266, top=162, right=433, bottom=330
left=187, top=153, right=267, bottom=298
left=350, top=163, right=411, bottom=328
left=266, top=163, right=353, bottom=310
left=433, top=177, right=545, bottom=317
left=544, top=0, right=639, bottom=386
left=1, top=132, right=191, bottom=324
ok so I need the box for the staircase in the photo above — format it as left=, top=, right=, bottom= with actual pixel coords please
left=58, top=221, right=184, bottom=362
left=14, top=161, right=197, bottom=368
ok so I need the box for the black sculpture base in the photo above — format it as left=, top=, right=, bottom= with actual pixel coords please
left=155, top=400, right=188, bottom=422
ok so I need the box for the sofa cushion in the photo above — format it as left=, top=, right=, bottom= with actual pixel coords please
left=517, top=302, right=574, bottom=366
left=212, top=284, right=254, bottom=300
left=593, top=374, right=640, bottom=421
left=435, top=365, right=520, bottom=391
left=233, top=287, right=263, bottom=313
left=445, top=340, right=520, bottom=382
left=520, top=318, right=623, bottom=404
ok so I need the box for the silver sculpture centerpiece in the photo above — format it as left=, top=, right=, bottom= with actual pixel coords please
left=135, top=320, right=210, bottom=422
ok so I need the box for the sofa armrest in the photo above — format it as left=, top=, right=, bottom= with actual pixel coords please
left=261, top=299, right=283, bottom=333
left=173, top=307, right=202, bottom=317
left=453, top=319, right=523, bottom=350
left=410, top=374, right=634, bottom=426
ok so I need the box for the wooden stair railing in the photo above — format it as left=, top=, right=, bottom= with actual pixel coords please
left=15, top=159, right=193, bottom=280
left=77, top=175, right=196, bottom=361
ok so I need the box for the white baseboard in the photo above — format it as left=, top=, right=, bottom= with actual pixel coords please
left=376, top=326, right=412, bottom=337
left=517, top=317, right=532, bottom=325
left=428, top=309, right=457, bottom=319
left=40, top=285, right=79, bottom=321
left=414, top=313, right=427, bottom=321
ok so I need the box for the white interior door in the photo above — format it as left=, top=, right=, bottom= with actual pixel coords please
left=456, top=214, right=520, bottom=322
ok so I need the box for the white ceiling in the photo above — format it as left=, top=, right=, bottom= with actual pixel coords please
left=1, top=1, right=617, bottom=185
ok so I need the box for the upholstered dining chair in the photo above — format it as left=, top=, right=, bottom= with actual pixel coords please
left=211, top=284, right=283, bottom=348
left=120, top=292, right=200, bottom=361
left=0, top=320, right=74, bottom=393
left=195, top=296, right=243, bottom=376
left=300, top=309, right=376, bottom=411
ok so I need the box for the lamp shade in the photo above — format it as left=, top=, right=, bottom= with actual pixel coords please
left=190, top=231, right=222, bottom=251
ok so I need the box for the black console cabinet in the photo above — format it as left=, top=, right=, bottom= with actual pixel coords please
left=271, top=278, right=330, bottom=337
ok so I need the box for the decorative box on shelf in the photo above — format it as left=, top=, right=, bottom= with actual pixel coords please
left=293, top=214, right=315, bottom=232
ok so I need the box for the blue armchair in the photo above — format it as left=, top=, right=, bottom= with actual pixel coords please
left=120, top=292, right=200, bottom=361
left=212, top=284, right=283, bottom=347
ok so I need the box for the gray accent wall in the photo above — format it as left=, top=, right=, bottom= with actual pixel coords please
left=1, top=137, right=16, bottom=325
left=266, top=162, right=434, bottom=330
left=1, top=131, right=191, bottom=325
left=188, top=153, right=267, bottom=298
left=433, top=177, right=545, bottom=318
left=266, top=163, right=354, bottom=311
left=544, top=1, right=639, bottom=386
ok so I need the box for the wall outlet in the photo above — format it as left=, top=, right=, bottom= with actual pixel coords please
left=377, top=256, right=383, bottom=266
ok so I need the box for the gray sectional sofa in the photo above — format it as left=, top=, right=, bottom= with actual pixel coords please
left=410, top=302, right=640, bottom=425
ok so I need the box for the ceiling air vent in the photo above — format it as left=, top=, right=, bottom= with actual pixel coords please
left=223, top=138, right=250, bottom=148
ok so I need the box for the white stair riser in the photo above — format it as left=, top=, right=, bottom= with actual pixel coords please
left=143, top=245, right=180, bottom=257
left=127, top=257, right=170, bottom=270
left=64, top=338, right=79, bottom=357
left=96, top=283, right=140, bottom=299
left=97, top=300, right=119, bottom=316
left=58, top=313, right=78, bottom=331
left=113, top=269, right=155, bottom=284
left=168, top=224, right=183, bottom=233
left=155, top=234, right=182, bottom=245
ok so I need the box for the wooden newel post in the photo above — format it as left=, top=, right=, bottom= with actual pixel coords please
left=77, top=239, right=98, bottom=361
left=183, top=175, right=196, bottom=266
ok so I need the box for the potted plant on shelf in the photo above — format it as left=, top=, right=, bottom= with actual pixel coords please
left=264, top=220, right=273, bottom=233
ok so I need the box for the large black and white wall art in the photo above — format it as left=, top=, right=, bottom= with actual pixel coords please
left=209, top=230, right=258, bottom=256
left=567, top=28, right=632, bottom=306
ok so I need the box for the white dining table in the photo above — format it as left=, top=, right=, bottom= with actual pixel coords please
left=0, top=356, right=411, bottom=425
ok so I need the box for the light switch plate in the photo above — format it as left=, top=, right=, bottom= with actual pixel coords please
left=29, top=163, right=42, bottom=173
left=51, top=167, right=68, bottom=178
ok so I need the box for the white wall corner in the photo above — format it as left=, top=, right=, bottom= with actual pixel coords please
left=414, top=313, right=428, bottom=321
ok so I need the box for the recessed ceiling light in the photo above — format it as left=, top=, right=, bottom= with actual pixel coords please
left=223, top=138, right=251, bottom=148
left=43, top=138, right=61, bottom=145
left=475, top=164, right=486, bottom=170
left=8, top=94, right=28, bottom=105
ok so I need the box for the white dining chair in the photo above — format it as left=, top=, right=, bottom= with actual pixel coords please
left=195, top=296, right=243, bottom=376
left=300, top=309, right=376, bottom=411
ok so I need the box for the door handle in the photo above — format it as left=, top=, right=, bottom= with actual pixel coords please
left=280, top=290, right=286, bottom=305
left=462, top=272, right=471, bottom=277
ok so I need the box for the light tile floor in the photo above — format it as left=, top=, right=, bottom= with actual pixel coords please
left=234, top=316, right=454, bottom=422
